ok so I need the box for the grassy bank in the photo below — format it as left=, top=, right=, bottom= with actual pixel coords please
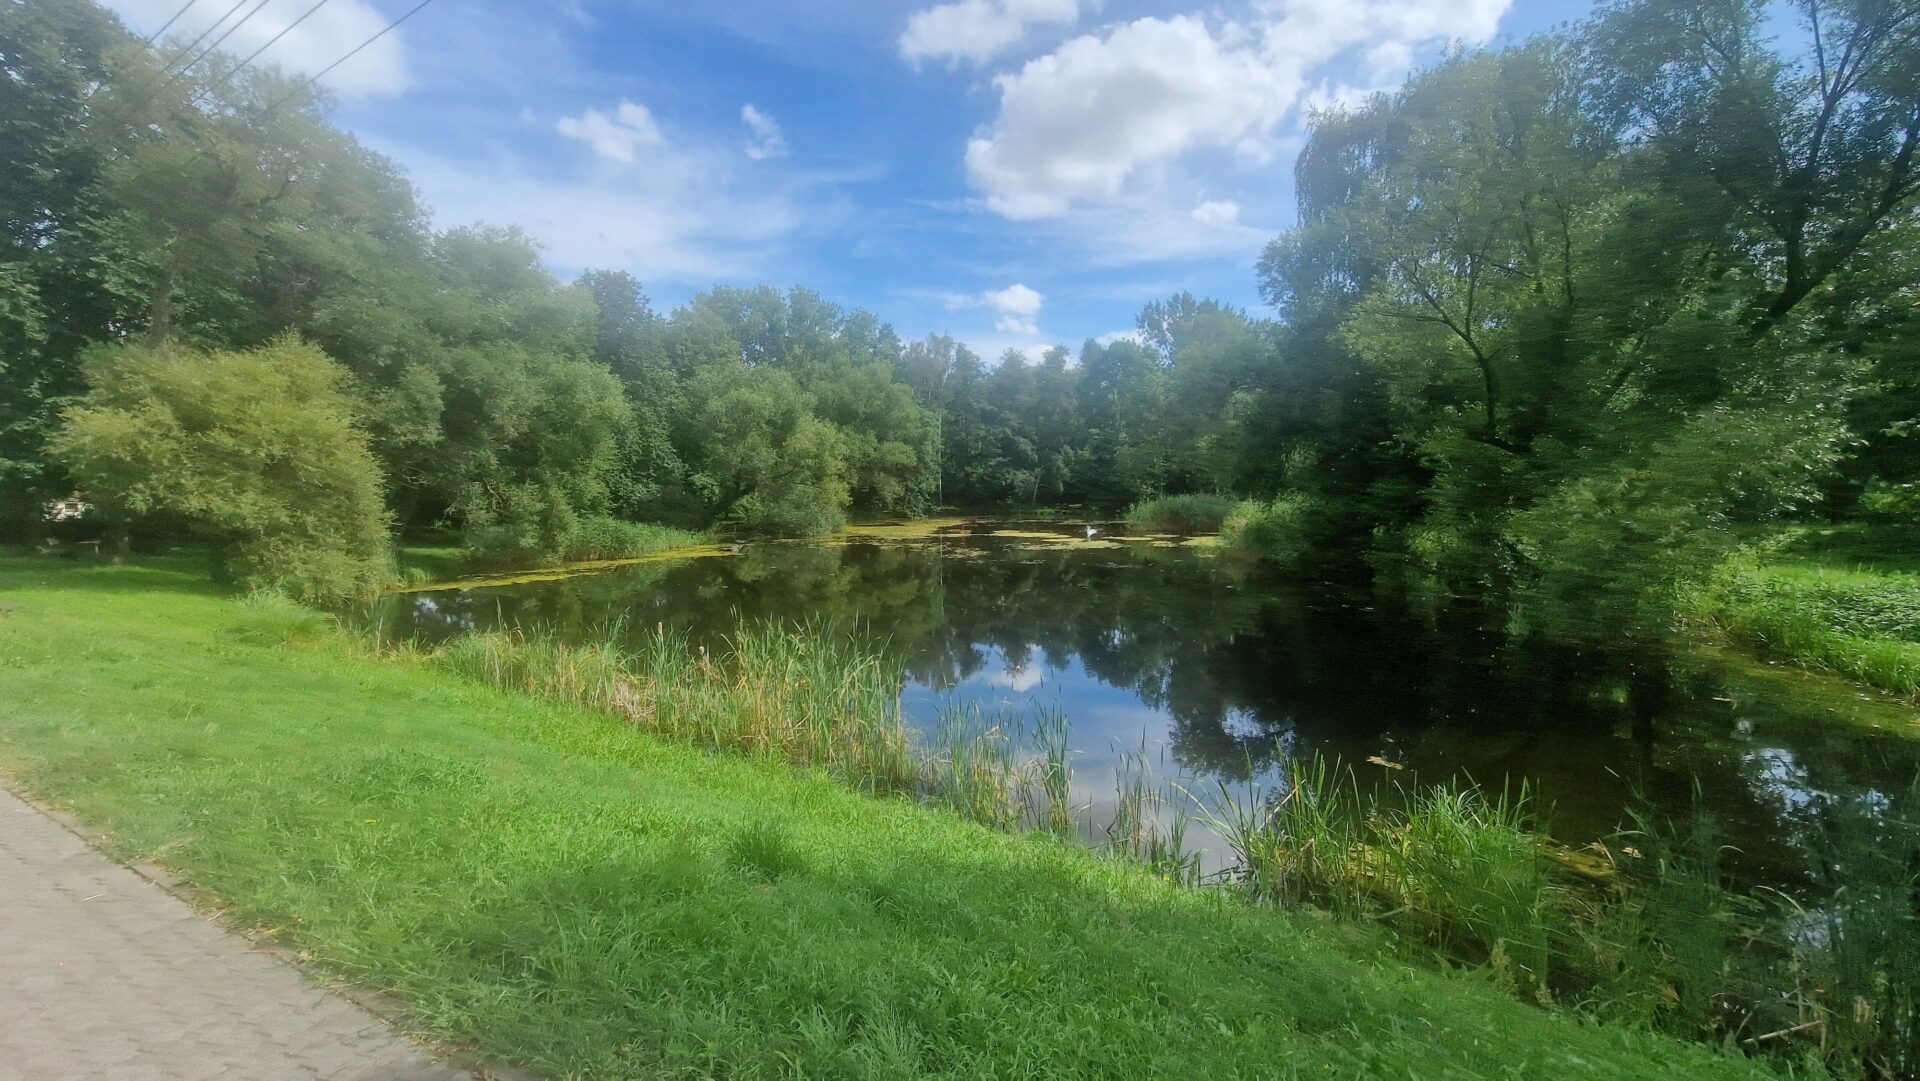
left=0, top=555, right=1782, bottom=1080
left=1688, top=526, right=1920, bottom=698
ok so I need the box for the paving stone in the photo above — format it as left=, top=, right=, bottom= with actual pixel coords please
left=0, top=787, right=477, bottom=1081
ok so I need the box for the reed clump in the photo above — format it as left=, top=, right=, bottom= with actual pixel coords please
left=436, top=624, right=1082, bottom=834
left=438, top=622, right=919, bottom=796
left=1197, top=757, right=1920, bottom=1077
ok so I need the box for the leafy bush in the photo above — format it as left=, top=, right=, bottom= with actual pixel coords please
left=1125, top=493, right=1236, bottom=533
left=724, top=485, right=848, bottom=538
left=1863, top=480, right=1920, bottom=520
left=1221, top=494, right=1317, bottom=567
left=51, top=337, right=391, bottom=602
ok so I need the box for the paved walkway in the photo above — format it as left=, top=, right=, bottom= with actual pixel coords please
left=0, top=787, right=475, bottom=1081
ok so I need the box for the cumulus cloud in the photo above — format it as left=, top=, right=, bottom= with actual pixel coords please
left=983, top=283, right=1044, bottom=334
left=557, top=101, right=667, bottom=163
left=1190, top=199, right=1240, bottom=227
left=964, top=0, right=1512, bottom=219
left=382, top=136, right=802, bottom=284
left=104, top=0, right=412, bottom=95
left=900, top=0, right=1082, bottom=66
left=741, top=104, right=790, bottom=160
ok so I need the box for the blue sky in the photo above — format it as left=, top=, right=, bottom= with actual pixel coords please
left=107, top=0, right=1594, bottom=357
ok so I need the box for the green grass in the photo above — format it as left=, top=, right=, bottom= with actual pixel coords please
left=1124, top=493, right=1237, bottom=534
left=0, top=555, right=1793, bottom=1079
left=1689, top=526, right=1920, bottom=697
left=395, top=545, right=472, bottom=584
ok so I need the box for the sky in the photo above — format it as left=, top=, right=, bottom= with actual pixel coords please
left=104, top=0, right=1596, bottom=358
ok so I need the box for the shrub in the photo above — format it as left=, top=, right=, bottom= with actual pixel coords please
left=725, top=485, right=847, bottom=538
left=51, top=337, right=391, bottom=602
left=1125, top=493, right=1236, bottom=533
left=1221, top=493, right=1316, bottom=567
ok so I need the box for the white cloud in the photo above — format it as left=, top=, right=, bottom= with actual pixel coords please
left=557, top=100, right=667, bottom=164
left=741, top=104, right=790, bottom=160
left=964, top=0, right=1512, bottom=219
left=1094, top=329, right=1141, bottom=347
left=104, top=0, right=412, bottom=96
left=369, top=123, right=809, bottom=285
left=983, top=282, right=1044, bottom=334
left=1190, top=199, right=1240, bottom=227
left=932, top=282, right=1048, bottom=337
left=900, top=0, right=1082, bottom=65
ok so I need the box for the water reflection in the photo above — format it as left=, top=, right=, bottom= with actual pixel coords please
left=364, top=524, right=1920, bottom=894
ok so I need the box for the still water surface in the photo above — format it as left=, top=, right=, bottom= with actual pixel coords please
left=365, top=519, right=1920, bottom=892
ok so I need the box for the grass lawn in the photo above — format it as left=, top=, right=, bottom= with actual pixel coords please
left=0, top=555, right=1791, bottom=1079
left=1692, top=525, right=1920, bottom=698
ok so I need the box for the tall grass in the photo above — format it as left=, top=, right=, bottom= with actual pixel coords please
left=1105, top=740, right=1200, bottom=884
left=437, top=625, right=1083, bottom=834
left=460, top=516, right=706, bottom=572
left=1688, top=549, right=1920, bottom=698
left=438, top=622, right=918, bottom=795
left=1193, top=756, right=1920, bottom=1075
left=556, top=517, right=706, bottom=563
left=1124, top=493, right=1236, bottom=533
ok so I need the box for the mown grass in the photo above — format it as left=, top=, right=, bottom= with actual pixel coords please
left=1688, top=526, right=1920, bottom=698
left=0, top=554, right=1783, bottom=1080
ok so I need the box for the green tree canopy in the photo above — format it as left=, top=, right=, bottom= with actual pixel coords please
left=52, top=336, right=391, bottom=600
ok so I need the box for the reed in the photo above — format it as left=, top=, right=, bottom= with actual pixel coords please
left=1029, top=705, right=1076, bottom=838
left=435, top=624, right=1086, bottom=835
left=437, top=621, right=920, bottom=797
left=1104, top=740, right=1201, bottom=884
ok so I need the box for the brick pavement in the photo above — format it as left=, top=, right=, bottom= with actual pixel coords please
left=0, top=786, right=476, bottom=1081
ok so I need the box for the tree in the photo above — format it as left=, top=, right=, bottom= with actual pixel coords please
left=1587, top=0, right=1920, bottom=336
left=52, top=337, right=391, bottom=600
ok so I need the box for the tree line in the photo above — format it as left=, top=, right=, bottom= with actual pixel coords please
left=5, top=0, right=1917, bottom=617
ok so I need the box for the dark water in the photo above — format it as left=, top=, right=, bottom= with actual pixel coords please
left=364, top=520, right=1920, bottom=891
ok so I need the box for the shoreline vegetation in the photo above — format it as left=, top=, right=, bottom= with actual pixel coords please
left=11, top=553, right=1920, bottom=1076
left=1684, top=526, right=1920, bottom=702
left=0, top=554, right=1791, bottom=1080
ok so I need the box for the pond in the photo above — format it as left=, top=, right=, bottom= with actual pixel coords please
left=363, top=518, right=1920, bottom=894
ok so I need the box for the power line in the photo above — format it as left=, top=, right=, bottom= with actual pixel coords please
left=258, top=0, right=437, bottom=117
left=155, top=0, right=247, bottom=77
left=186, top=0, right=332, bottom=108
left=163, top=0, right=279, bottom=90
left=144, top=0, right=202, bottom=46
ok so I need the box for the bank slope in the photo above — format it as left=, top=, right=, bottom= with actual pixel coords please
left=0, top=555, right=1790, bottom=1080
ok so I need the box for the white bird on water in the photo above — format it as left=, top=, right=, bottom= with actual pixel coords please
left=1085, top=526, right=1099, bottom=539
